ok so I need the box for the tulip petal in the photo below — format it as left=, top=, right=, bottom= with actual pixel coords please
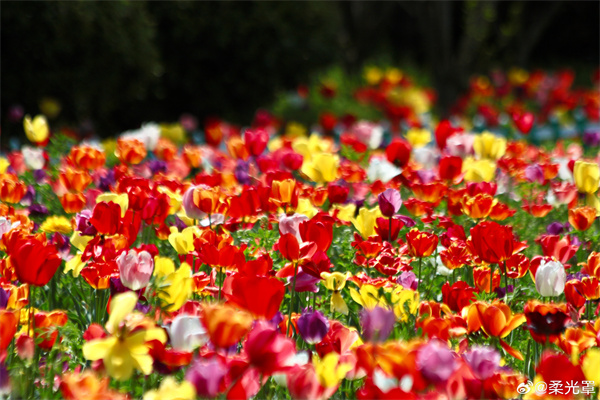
left=82, top=336, right=118, bottom=361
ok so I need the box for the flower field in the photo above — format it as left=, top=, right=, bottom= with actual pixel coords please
left=1, top=67, right=600, bottom=399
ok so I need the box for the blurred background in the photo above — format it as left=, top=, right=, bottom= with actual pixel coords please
left=1, top=1, right=599, bottom=142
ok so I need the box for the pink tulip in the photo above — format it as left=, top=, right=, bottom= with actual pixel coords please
left=116, top=249, right=154, bottom=290
left=378, top=188, right=402, bottom=217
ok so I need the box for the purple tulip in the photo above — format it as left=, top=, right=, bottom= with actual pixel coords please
left=397, top=271, right=418, bottom=290
left=185, top=357, right=228, bottom=398
left=21, top=186, right=36, bottom=207
left=296, top=308, right=330, bottom=344
left=147, top=160, right=167, bottom=174
left=235, top=160, right=251, bottom=185
left=33, top=169, right=47, bottom=184
left=360, top=306, right=395, bottom=342
left=378, top=188, right=402, bottom=217
left=75, top=210, right=98, bottom=236
left=29, top=204, right=49, bottom=217
left=0, top=287, right=8, bottom=309
left=0, top=362, right=9, bottom=395
left=524, top=164, right=545, bottom=184
left=582, top=131, right=600, bottom=147
left=398, top=215, right=416, bottom=228
left=416, top=339, right=457, bottom=384
left=290, top=268, right=320, bottom=293
left=546, top=221, right=567, bottom=235
left=462, top=346, right=501, bottom=380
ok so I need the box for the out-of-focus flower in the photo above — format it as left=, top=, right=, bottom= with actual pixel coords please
left=367, top=157, right=402, bottom=183
left=244, top=320, right=296, bottom=375
left=185, top=357, right=228, bottom=398
left=115, top=138, right=147, bottom=165
left=40, top=216, right=72, bottom=234
left=573, top=160, right=599, bottom=194
left=200, top=303, right=253, bottom=348
left=473, top=131, right=506, bottom=160
left=60, top=193, right=87, bottom=214
left=569, top=206, right=597, bottom=230
left=406, top=128, right=431, bottom=148
left=168, top=314, right=208, bottom=352
left=386, top=138, right=412, bottom=168
left=23, top=115, right=50, bottom=145
left=59, top=371, right=128, bottom=400
left=69, top=145, right=106, bottom=170
left=301, top=153, right=339, bottom=183
left=82, top=292, right=167, bottom=380
left=416, top=340, right=457, bottom=383
left=143, top=377, right=196, bottom=400
left=462, top=346, right=501, bottom=380
left=314, top=352, right=352, bottom=389
left=462, top=157, right=496, bottom=182
left=21, top=146, right=45, bottom=170
left=297, top=309, right=330, bottom=344
left=534, top=259, right=566, bottom=297
left=359, top=306, right=395, bottom=342
left=0, top=174, right=27, bottom=204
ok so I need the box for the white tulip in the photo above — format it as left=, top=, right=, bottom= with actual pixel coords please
left=535, top=259, right=566, bottom=297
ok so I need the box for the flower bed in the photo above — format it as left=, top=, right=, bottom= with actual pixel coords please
left=1, top=68, right=599, bottom=399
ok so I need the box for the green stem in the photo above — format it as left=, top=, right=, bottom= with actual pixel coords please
left=503, top=261, right=509, bottom=304
left=523, top=339, right=531, bottom=377
left=287, top=262, right=298, bottom=337
left=418, top=257, right=423, bottom=291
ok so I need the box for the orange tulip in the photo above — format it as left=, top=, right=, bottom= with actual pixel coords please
left=192, top=186, right=221, bottom=215
left=465, top=301, right=525, bottom=359
left=439, top=241, right=471, bottom=270
left=580, top=276, right=600, bottom=300
left=60, top=193, right=87, bottom=214
left=461, top=193, right=496, bottom=219
left=69, top=145, right=106, bottom=170
left=59, top=370, right=128, bottom=400
left=411, top=181, right=447, bottom=205
left=568, top=206, right=597, bottom=231
left=200, top=304, right=253, bottom=348
left=558, top=327, right=597, bottom=362
left=34, top=310, right=68, bottom=350
left=0, top=309, right=18, bottom=353
left=226, top=136, right=250, bottom=161
left=406, top=229, right=438, bottom=257
left=59, top=166, right=92, bottom=192
left=586, top=252, right=600, bottom=278
left=182, top=145, right=203, bottom=169
left=489, top=202, right=516, bottom=221
left=403, top=198, right=433, bottom=217
left=473, top=266, right=501, bottom=293
left=0, top=174, right=27, bottom=204
left=115, top=138, right=147, bottom=165
left=154, top=138, right=178, bottom=161
left=271, top=179, right=298, bottom=210
left=521, top=200, right=553, bottom=218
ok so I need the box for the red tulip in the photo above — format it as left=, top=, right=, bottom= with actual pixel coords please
left=385, top=138, right=412, bottom=168
left=90, top=201, right=122, bottom=236
left=243, top=320, right=296, bottom=375
left=441, top=281, right=477, bottom=312
left=223, top=274, right=285, bottom=320
left=9, top=237, right=62, bottom=287
left=299, top=219, right=333, bottom=253
left=406, top=229, right=438, bottom=258
left=244, top=128, right=269, bottom=157
left=512, top=112, right=534, bottom=134
left=469, top=221, right=515, bottom=264
left=439, top=155, right=463, bottom=182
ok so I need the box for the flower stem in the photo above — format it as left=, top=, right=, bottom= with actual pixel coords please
left=287, top=262, right=298, bottom=337
left=418, top=257, right=423, bottom=291
left=503, top=261, right=509, bottom=304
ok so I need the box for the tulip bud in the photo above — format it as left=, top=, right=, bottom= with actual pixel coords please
left=377, top=188, right=402, bottom=217
left=297, top=309, right=330, bottom=344
left=116, top=249, right=154, bottom=291
left=535, top=259, right=566, bottom=297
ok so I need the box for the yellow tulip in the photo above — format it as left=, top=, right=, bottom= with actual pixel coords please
left=364, top=66, right=383, bottom=85
left=331, top=203, right=356, bottom=223
left=349, top=284, right=386, bottom=310
left=0, top=157, right=8, bottom=174
left=292, top=134, right=332, bottom=161
left=314, top=353, right=352, bottom=388
left=406, top=128, right=432, bottom=148
left=23, top=115, right=50, bottom=144
left=301, top=152, right=339, bottom=183
left=157, top=186, right=182, bottom=215
left=391, top=287, right=419, bottom=321
left=96, top=193, right=129, bottom=217
left=352, top=207, right=382, bottom=239
left=462, top=157, right=496, bottom=182
left=64, top=253, right=86, bottom=277
left=385, top=68, right=403, bottom=85
left=473, top=132, right=506, bottom=160
left=582, top=348, right=600, bottom=385
left=154, top=259, right=193, bottom=312
left=82, top=292, right=167, bottom=380
left=285, top=122, right=308, bottom=138
left=168, top=226, right=198, bottom=255
left=70, top=231, right=93, bottom=252
left=321, top=271, right=352, bottom=315
left=295, top=198, right=318, bottom=218
left=143, top=377, right=196, bottom=400
left=574, top=160, right=600, bottom=194
left=160, top=123, right=187, bottom=144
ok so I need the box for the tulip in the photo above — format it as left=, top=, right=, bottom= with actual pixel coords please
left=301, top=153, right=340, bottom=183
left=279, top=213, right=309, bottom=243
left=143, top=377, right=196, bottom=400
left=327, top=182, right=349, bottom=204
left=69, top=145, right=106, bottom=170
left=23, top=114, right=50, bottom=145
left=297, top=309, right=330, bottom=344
left=473, top=131, right=506, bottom=160
left=59, top=371, right=128, bottom=400
left=352, top=207, right=382, bottom=239
left=568, top=206, right=597, bottom=231
left=223, top=273, right=285, bottom=320
left=535, top=259, right=566, bottom=297
left=244, top=128, right=269, bottom=156
left=185, top=357, right=227, bottom=398
left=359, top=306, right=395, bottom=342
left=406, top=229, right=438, bottom=258
left=462, top=346, right=501, bottom=380
left=441, top=281, right=476, bottom=312
left=168, top=315, right=208, bottom=352
left=0, top=174, right=27, bottom=204
left=320, top=272, right=351, bottom=315
left=416, top=340, right=457, bottom=384
left=377, top=188, right=402, bottom=217
left=439, top=155, right=463, bottom=182
left=153, top=259, right=193, bottom=312
left=573, top=160, right=599, bottom=194
left=9, top=236, right=62, bottom=287
left=115, top=138, right=147, bottom=165
left=244, top=320, right=296, bottom=375
left=385, top=138, right=411, bottom=168
left=523, top=300, right=569, bottom=343
left=462, top=157, right=496, bottom=182
left=200, top=304, right=253, bottom=348
left=313, top=353, right=352, bottom=389
left=469, top=221, right=515, bottom=264
left=406, top=128, right=431, bottom=148
left=116, top=249, right=153, bottom=291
